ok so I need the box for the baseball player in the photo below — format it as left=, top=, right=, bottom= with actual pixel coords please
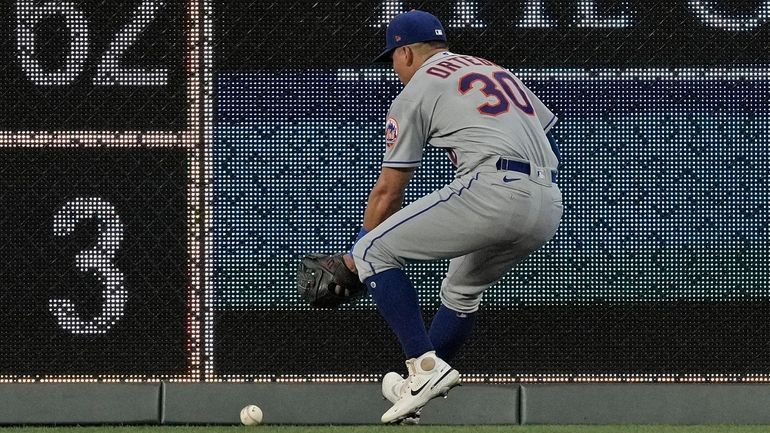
left=344, top=10, right=563, bottom=423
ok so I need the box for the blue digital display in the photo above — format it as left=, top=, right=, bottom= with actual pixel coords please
left=213, top=68, right=768, bottom=309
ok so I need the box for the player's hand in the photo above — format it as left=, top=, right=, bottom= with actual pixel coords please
left=342, top=254, right=357, bottom=274
left=297, top=253, right=365, bottom=308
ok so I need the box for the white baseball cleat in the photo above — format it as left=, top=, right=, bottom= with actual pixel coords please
left=381, top=372, right=421, bottom=424
left=381, top=371, right=408, bottom=403
left=381, top=351, right=460, bottom=424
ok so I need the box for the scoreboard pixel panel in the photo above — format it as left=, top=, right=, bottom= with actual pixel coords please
left=0, top=0, right=767, bottom=382
left=0, top=0, right=212, bottom=381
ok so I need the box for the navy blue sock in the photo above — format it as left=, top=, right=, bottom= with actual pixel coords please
left=428, top=304, right=477, bottom=362
left=365, top=269, right=433, bottom=359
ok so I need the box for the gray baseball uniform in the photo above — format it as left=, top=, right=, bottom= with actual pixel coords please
left=351, top=51, right=563, bottom=313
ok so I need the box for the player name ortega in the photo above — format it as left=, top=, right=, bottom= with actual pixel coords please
left=373, top=0, right=770, bottom=31
left=425, top=56, right=499, bottom=79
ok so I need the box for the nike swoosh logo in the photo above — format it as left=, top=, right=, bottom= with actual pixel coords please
left=502, top=176, right=520, bottom=183
left=430, top=369, right=455, bottom=390
left=410, top=381, right=431, bottom=396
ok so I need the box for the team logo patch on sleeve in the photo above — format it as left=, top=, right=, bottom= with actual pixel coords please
left=385, top=117, right=399, bottom=148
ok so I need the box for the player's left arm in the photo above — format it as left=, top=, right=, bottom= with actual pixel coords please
left=546, top=131, right=561, bottom=166
left=521, top=78, right=561, bottom=165
left=523, top=84, right=558, bottom=133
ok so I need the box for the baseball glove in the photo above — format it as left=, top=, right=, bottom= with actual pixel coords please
left=297, top=253, right=366, bottom=308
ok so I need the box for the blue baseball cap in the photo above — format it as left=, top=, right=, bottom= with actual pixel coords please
left=373, top=10, right=447, bottom=63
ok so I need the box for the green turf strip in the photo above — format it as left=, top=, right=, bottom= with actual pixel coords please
left=2, top=426, right=770, bottom=433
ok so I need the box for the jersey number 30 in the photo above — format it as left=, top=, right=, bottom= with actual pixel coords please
left=458, top=71, right=535, bottom=117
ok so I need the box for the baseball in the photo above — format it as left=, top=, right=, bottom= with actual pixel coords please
left=240, top=404, right=263, bottom=425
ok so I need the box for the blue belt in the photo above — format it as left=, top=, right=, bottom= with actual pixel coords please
left=496, top=158, right=557, bottom=183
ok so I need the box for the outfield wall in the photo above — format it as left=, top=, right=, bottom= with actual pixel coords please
left=1, top=3, right=767, bottom=426
left=2, top=383, right=770, bottom=425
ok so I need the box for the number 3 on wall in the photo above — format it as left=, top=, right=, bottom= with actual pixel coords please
left=50, top=197, right=126, bottom=335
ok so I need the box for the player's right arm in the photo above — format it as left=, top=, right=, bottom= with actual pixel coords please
left=364, top=94, right=425, bottom=229
left=344, top=166, right=414, bottom=273
left=343, top=95, right=425, bottom=273
left=362, top=166, right=415, bottom=231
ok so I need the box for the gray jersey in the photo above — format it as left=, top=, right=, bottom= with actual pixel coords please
left=352, top=50, right=563, bottom=314
left=382, top=51, right=558, bottom=176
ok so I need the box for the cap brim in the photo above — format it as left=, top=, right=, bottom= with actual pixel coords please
left=372, top=48, right=395, bottom=64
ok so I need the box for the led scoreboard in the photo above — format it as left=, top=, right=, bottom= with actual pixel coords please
left=1, top=0, right=768, bottom=383
left=0, top=0, right=211, bottom=380
left=212, top=0, right=769, bottom=382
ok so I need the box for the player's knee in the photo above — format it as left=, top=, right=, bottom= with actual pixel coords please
left=350, top=236, right=380, bottom=282
left=350, top=239, right=368, bottom=271
left=351, top=253, right=371, bottom=282
left=440, top=287, right=482, bottom=313
left=351, top=235, right=400, bottom=282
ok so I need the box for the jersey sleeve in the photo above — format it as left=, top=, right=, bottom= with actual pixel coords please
left=381, top=97, right=426, bottom=168
left=525, top=87, right=558, bottom=133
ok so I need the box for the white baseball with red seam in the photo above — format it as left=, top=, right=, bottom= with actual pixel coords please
left=240, top=405, right=263, bottom=425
